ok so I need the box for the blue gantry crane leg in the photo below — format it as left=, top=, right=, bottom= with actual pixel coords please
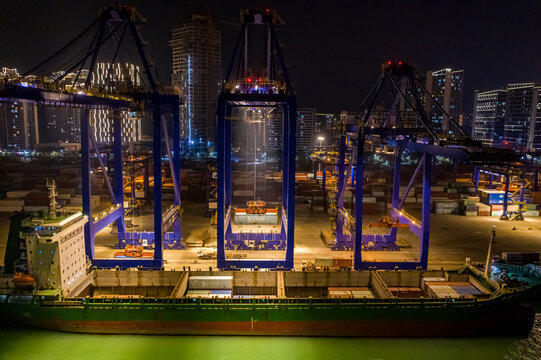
left=113, top=110, right=126, bottom=235
left=152, top=97, right=163, bottom=265
left=172, top=98, right=182, bottom=242
left=82, top=108, right=93, bottom=261
left=389, top=146, right=402, bottom=242
left=353, top=137, right=364, bottom=269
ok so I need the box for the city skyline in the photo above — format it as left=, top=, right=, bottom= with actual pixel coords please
left=2, top=0, right=541, bottom=114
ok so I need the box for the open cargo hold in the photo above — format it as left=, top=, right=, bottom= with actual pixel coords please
left=2, top=265, right=538, bottom=337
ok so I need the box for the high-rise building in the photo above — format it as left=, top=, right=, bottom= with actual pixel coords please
left=459, top=113, right=474, bottom=137
left=503, top=83, right=541, bottom=152
left=0, top=68, right=40, bottom=149
left=38, top=107, right=81, bottom=144
left=297, top=108, right=316, bottom=155
left=90, top=63, right=142, bottom=143
left=314, top=113, right=337, bottom=148
left=170, top=4, right=221, bottom=152
left=472, top=90, right=507, bottom=146
left=0, top=100, right=39, bottom=149
left=91, top=62, right=140, bottom=92
left=263, top=108, right=283, bottom=160
left=399, top=79, right=426, bottom=129
left=425, top=68, right=464, bottom=134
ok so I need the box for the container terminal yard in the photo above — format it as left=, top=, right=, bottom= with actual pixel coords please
left=0, top=5, right=540, bottom=340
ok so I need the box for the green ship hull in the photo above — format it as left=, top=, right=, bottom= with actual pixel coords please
left=0, top=293, right=535, bottom=337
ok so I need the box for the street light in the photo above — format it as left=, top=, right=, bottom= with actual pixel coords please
left=317, top=136, right=325, bottom=177
left=317, top=136, right=325, bottom=149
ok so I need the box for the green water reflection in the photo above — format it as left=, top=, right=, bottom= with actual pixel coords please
left=0, top=315, right=539, bottom=360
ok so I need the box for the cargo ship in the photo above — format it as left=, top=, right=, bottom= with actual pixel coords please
left=1, top=263, right=539, bottom=337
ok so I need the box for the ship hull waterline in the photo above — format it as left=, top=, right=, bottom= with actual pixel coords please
left=2, top=300, right=535, bottom=337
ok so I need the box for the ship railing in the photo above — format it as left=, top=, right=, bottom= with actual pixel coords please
left=35, top=296, right=492, bottom=308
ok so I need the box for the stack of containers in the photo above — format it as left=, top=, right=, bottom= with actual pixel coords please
left=0, top=198, right=25, bottom=212
left=5, top=190, right=31, bottom=198
left=371, top=188, right=386, bottom=198
left=479, top=189, right=506, bottom=205
left=362, top=196, right=377, bottom=215
left=507, top=204, right=519, bottom=212
left=460, top=196, right=479, bottom=216
left=490, top=204, right=504, bottom=217
left=463, top=205, right=478, bottom=216
left=371, top=188, right=387, bottom=213
left=310, top=190, right=325, bottom=212
left=399, top=186, right=416, bottom=205
left=479, top=189, right=506, bottom=216
left=432, top=200, right=459, bottom=214
left=297, top=179, right=321, bottom=196
left=447, top=187, right=459, bottom=199
left=531, top=191, right=541, bottom=204
left=430, top=185, right=448, bottom=199
left=476, top=203, right=491, bottom=216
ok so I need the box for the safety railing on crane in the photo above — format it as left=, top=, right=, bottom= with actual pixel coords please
left=9, top=77, right=137, bottom=103
left=223, top=77, right=286, bottom=95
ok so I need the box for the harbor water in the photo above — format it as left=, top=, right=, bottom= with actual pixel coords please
left=0, top=314, right=539, bottom=360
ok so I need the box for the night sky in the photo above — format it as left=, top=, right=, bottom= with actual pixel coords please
left=2, top=0, right=541, bottom=113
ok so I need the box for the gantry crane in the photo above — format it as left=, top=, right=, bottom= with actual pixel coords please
left=337, top=60, right=519, bottom=270
left=1, top=5, right=185, bottom=268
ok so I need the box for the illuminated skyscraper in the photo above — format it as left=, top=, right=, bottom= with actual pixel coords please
left=315, top=113, right=338, bottom=147
left=170, top=4, right=221, bottom=152
left=90, top=62, right=142, bottom=143
left=473, top=89, right=507, bottom=146
left=0, top=68, right=39, bottom=149
left=0, top=100, right=39, bottom=149
left=503, top=83, right=541, bottom=152
left=297, top=108, right=316, bottom=155
left=38, top=107, right=81, bottom=144
left=425, top=68, right=464, bottom=134
left=263, top=108, right=283, bottom=160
